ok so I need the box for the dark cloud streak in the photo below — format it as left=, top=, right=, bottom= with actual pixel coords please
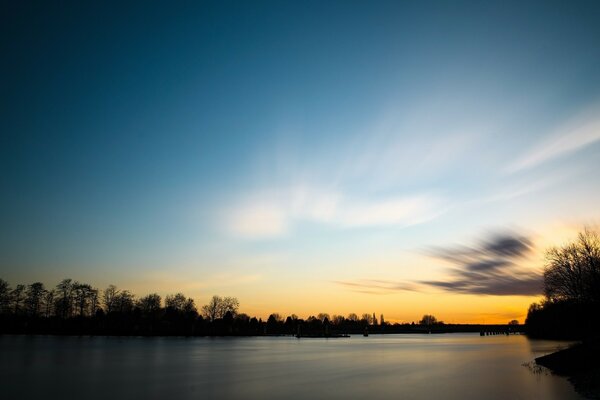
left=422, top=232, right=541, bottom=296
left=335, top=231, right=543, bottom=296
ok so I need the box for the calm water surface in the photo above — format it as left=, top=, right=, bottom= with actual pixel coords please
left=0, top=334, right=584, bottom=399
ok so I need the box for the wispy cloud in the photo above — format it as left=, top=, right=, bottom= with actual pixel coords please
left=225, top=186, right=445, bottom=239
left=227, top=199, right=289, bottom=239
left=335, top=231, right=543, bottom=296
left=506, top=108, right=600, bottom=173
left=228, top=189, right=445, bottom=238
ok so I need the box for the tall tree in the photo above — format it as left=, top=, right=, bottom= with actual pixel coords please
left=0, top=279, right=10, bottom=314
left=103, top=285, right=119, bottom=314
left=73, top=282, right=94, bottom=317
left=55, top=279, right=74, bottom=318
left=25, top=282, right=46, bottom=317
left=10, top=284, right=26, bottom=314
left=43, top=289, right=55, bottom=317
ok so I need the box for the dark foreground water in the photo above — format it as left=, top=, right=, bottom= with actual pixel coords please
left=0, top=333, right=585, bottom=400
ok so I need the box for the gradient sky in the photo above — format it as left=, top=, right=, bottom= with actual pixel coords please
left=2, top=1, right=600, bottom=323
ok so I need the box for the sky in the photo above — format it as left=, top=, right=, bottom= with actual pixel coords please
left=2, top=1, right=600, bottom=323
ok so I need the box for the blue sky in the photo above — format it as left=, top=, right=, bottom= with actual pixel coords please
left=2, top=1, right=600, bottom=321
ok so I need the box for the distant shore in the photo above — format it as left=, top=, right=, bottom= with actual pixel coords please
left=0, top=319, right=525, bottom=337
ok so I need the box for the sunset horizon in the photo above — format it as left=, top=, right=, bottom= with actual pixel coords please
left=3, top=1, right=600, bottom=325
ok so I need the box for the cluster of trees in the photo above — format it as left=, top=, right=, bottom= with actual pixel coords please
left=1, top=277, right=466, bottom=336
left=1, top=278, right=400, bottom=336
left=526, top=228, right=600, bottom=339
left=0, top=279, right=233, bottom=335
left=0, top=279, right=199, bottom=319
left=0, top=279, right=99, bottom=318
left=0, top=274, right=525, bottom=337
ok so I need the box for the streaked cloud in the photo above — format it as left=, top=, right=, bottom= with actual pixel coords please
left=419, top=231, right=543, bottom=296
left=336, top=231, right=543, bottom=296
left=333, top=279, right=417, bottom=295
left=506, top=108, right=600, bottom=173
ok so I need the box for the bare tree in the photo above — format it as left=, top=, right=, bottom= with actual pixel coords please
left=544, top=228, right=600, bottom=303
left=222, top=296, right=239, bottom=317
left=201, top=295, right=239, bottom=321
left=103, top=285, right=119, bottom=314
left=347, top=313, right=359, bottom=322
left=361, top=313, right=373, bottom=325
left=165, top=293, right=187, bottom=311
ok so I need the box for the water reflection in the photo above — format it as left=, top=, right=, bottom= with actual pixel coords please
left=0, top=334, right=583, bottom=400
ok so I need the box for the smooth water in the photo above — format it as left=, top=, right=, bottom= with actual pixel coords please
left=0, top=334, right=584, bottom=399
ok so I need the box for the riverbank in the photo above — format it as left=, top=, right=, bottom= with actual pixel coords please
left=536, top=341, right=600, bottom=399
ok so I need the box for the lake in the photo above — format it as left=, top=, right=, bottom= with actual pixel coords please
left=0, top=333, right=584, bottom=399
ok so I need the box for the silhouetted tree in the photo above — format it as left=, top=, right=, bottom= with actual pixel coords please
left=317, top=313, right=330, bottom=322
left=114, top=290, right=135, bottom=313
left=73, top=282, right=96, bottom=317
left=183, top=297, right=197, bottom=315
left=103, top=285, right=119, bottom=313
left=526, top=229, right=600, bottom=339
left=43, top=289, right=55, bottom=317
left=165, top=293, right=187, bottom=311
left=138, top=293, right=162, bottom=314
left=544, top=228, right=600, bottom=303
left=55, top=279, right=74, bottom=318
left=508, top=319, right=519, bottom=325
left=267, top=313, right=284, bottom=333
left=0, top=278, right=10, bottom=314
left=25, top=282, right=45, bottom=317
left=347, top=313, right=358, bottom=322
left=10, top=284, right=26, bottom=314
left=420, top=314, right=437, bottom=326
left=89, top=287, right=99, bottom=315
left=202, top=295, right=239, bottom=321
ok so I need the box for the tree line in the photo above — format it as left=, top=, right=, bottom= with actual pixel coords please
left=526, top=228, right=600, bottom=340
left=0, top=277, right=503, bottom=336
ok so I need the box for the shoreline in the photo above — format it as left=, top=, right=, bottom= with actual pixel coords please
left=536, top=341, right=600, bottom=399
